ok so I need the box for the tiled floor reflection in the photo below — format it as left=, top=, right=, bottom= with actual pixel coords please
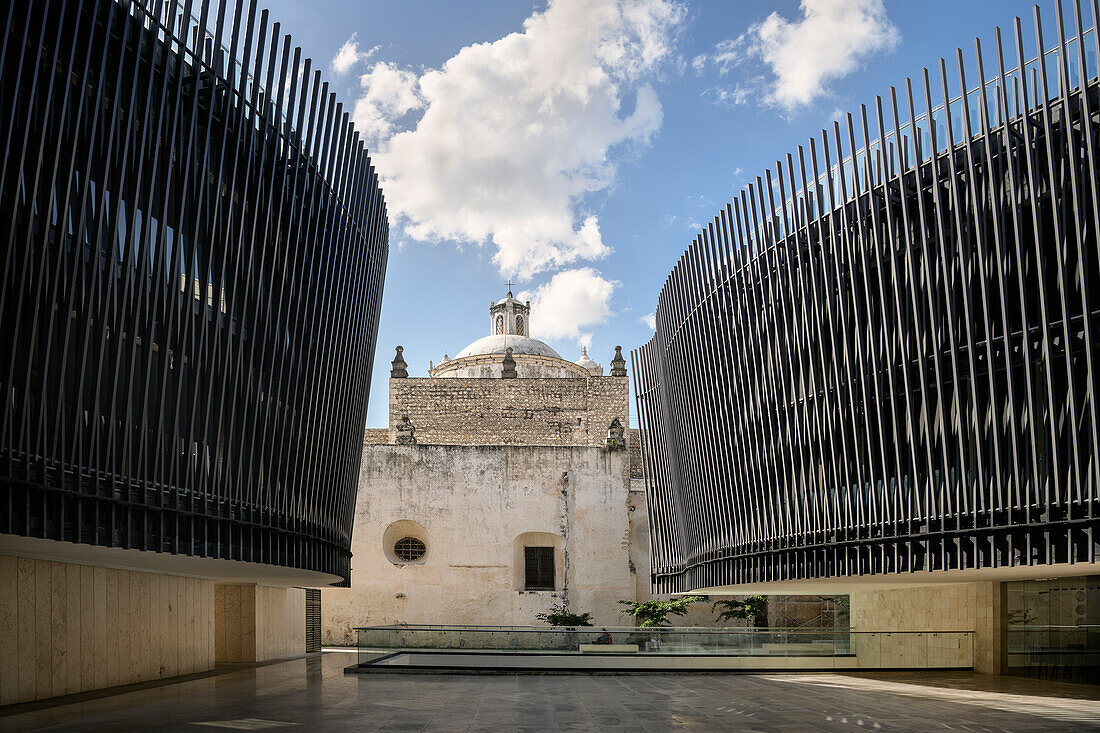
left=1, top=652, right=1098, bottom=732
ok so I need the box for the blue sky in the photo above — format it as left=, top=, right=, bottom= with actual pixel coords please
left=258, top=0, right=1057, bottom=427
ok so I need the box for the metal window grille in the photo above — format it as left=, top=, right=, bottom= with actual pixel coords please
left=394, top=537, right=426, bottom=562
left=524, top=546, right=555, bottom=590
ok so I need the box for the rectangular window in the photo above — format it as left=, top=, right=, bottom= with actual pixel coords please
left=524, top=546, right=555, bottom=590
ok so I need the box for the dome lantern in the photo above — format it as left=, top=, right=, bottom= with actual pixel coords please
left=489, top=281, right=530, bottom=337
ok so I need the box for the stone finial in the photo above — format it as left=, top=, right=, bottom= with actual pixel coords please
left=390, top=346, right=409, bottom=378
left=610, top=345, right=627, bottom=377
left=606, top=417, right=626, bottom=450
left=395, top=413, right=417, bottom=445
left=501, top=347, right=517, bottom=379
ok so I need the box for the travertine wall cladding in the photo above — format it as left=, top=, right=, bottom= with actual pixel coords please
left=215, top=585, right=306, bottom=663
left=0, top=556, right=214, bottom=705
left=851, top=583, right=1003, bottom=674
left=389, top=376, right=628, bottom=447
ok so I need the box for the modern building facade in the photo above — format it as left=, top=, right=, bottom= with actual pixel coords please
left=633, top=4, right=1099, bottom=677
left=0, top=0, right=387, bottom=703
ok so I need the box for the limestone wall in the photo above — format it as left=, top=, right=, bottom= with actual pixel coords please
left=0, top=555, right=214, bottom=705
left=388, top=376, right=628, bottom=447
left=321, top=443, right=635, bottom=645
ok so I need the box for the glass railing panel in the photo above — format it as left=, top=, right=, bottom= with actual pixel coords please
left=352, top=625, right=975, bottom=668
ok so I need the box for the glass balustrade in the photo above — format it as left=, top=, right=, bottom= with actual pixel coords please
left=353, top=625, right=974, bottom=670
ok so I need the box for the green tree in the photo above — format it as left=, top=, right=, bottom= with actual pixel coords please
left=536, top=604, right=593, bottom=627
left=617, top=596, right=705, bottom=627
left=712, top=595, right=768, bottom=627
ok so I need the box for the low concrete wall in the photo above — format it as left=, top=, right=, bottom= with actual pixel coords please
left=0, top=555, right=214, bottom=705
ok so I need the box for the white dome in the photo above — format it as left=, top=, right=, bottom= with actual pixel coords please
left=575, top=346, right=602, bottom=374
left=453, top=334, right=562, bottom=360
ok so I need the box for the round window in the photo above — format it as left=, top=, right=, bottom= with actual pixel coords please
left=393, top=536, right=426, bottom=562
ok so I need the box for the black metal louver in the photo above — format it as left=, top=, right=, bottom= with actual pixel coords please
left=0, top=0, right=389, bottom=584
left=633, top=2, right=1100, bottom=594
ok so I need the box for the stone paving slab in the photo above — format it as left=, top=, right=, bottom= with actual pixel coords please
left=0, top=652, right=1098, bottom=732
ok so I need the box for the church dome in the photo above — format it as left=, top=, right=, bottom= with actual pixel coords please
left=454, top=334, right=562, bottom=360
left=431, top=286, right=591, bottom=379
left=575, top=346, right=603, bottom=375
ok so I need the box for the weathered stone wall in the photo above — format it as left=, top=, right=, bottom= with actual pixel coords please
left=321, top=443, right=635, bottom=645
left=363, top=428, right=389, bottom=445
left=627, top=428, right=644, bottom=479
left=389, top=376, right=628, bottom=447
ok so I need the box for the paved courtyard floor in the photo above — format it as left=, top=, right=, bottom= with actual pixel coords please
left=1, top=652, right=1098, bottom=732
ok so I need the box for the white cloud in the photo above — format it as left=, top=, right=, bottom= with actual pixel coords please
left=519, top=268, right=618, bottom=346
left=702, top=83, right=754, bottom=108
left=749, top=0, right=898, bottom=111
left=351, top=0, right=685, bottom=280
left=641, top=312, right=656, bottom=330
left=331, top=34, right=378, bottom=76
left=712, top=38, right=741, bottom=74
left=352, top=63, right=424, bottom=142
left=695, top=0, right=897, bottom=112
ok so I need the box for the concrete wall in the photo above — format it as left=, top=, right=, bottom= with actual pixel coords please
left=0, top=555, right=214, bottom=705
left=851, top=582, right=1003, bottom=673
left=322, top=443, right=635, bottom=645
left=388, top=376, right=628, bottom=447
left=215, top=585, right=305, bottom=663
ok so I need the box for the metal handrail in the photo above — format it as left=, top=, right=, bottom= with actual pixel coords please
left=353, top=624, right=970, bottom=634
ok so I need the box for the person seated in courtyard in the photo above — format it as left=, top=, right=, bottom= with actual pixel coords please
left=595, top=629, right=613, bottom=645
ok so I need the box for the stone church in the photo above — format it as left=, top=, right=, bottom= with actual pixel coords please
left=321, top=289, right=657, bottom=645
